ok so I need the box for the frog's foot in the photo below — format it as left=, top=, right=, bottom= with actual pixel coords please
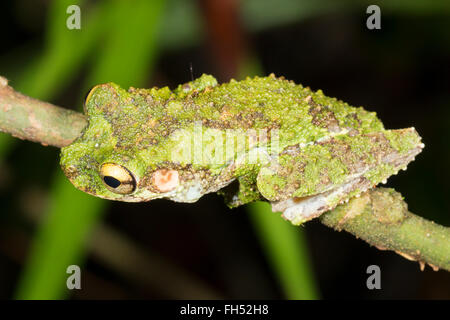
left=270, top=175, right=370, bottom=224
left=258, top=128, right=424, bottom=225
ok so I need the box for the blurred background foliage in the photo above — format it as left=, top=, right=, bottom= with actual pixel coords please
left=0, top=0, right=449, bottom=299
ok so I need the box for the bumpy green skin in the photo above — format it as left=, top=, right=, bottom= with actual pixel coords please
left=60, top=74, right=423, bottom=224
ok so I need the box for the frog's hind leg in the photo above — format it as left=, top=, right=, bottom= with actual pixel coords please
left=256, top=128, right=423, bottom=225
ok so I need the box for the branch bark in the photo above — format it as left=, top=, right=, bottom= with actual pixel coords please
left=0, top=76, right=87, bottom=148
left=321, top=188, right=450, bottom=271
left=1, top=75, right=449, bottom=271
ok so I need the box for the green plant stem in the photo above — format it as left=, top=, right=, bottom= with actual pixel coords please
left=248, top=201, right=319, bottom=299
left=1, top=75, right=449, bottom=272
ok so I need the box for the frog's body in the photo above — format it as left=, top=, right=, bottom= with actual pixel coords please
left=60, top=74, right=423, bottom=225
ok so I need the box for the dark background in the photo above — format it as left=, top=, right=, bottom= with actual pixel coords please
left=0, top=0, right=449, bottom=299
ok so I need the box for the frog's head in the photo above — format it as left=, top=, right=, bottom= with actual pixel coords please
left=60, top=82, right=208, bottom=202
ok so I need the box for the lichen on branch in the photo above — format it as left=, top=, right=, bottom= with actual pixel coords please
left=321, top=188, right=450, bottom=271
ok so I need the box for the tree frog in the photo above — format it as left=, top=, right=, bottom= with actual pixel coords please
left=60, top=74, right=423, bottom=225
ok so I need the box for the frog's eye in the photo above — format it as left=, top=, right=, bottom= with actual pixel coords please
left=100, top=163, right=136, bottom=194
left=83, top=85, right=99, bottom=113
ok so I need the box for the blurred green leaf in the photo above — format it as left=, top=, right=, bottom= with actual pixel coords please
left=15, top=0, right=166, bottom=299
left=0, top=133, right=13, bottom=158
left=248, top=201, right=319, bottom=300
left=15, top=171, right=106, bottom=299
left=86, top=0, right=165, bottom=87
left=17, top=0, right=108, bottom=99
left=157, top=0, right=205, bottom=50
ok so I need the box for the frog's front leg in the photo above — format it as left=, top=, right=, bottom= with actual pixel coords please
left=219, top=171, right=264, bottom=208
left=256, top=129, right=423, bottom=225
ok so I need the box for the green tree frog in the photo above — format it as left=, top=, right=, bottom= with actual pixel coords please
left=60, top=74, right=423, bottom=225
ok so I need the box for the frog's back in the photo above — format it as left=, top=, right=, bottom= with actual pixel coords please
left=188, top=74, right=384, bottom=149
left=86, top=74, right=384, bottom=155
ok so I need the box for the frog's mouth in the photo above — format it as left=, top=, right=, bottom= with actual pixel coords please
left=270, top=143, right=423, bottom=225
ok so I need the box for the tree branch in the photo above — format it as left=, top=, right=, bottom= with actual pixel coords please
left=321, top=188, right=450, bottom=271
left=1, top=75, right=449, bottom=271
left=0, top=76, right=87, bottom=148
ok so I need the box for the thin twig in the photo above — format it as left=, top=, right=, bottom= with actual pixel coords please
left=0, top=76, right=87, bottom=148
left=321, top=188, right=450, bottom=271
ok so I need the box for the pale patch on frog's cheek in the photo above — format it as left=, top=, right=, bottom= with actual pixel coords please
left=184, top=184, right=203, bottom=201
left=152, top=169, right=180, bottom=193
left=169, top=181, right=204, bottom=203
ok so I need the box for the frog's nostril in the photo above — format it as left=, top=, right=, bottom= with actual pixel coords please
left=152, top=169, right=179, bottom=192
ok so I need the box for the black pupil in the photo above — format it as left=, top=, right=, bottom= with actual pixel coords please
left=104, top=176, right=121, bottom=188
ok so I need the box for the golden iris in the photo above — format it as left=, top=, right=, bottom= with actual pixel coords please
left=99, top=163, right=136, bottom=194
